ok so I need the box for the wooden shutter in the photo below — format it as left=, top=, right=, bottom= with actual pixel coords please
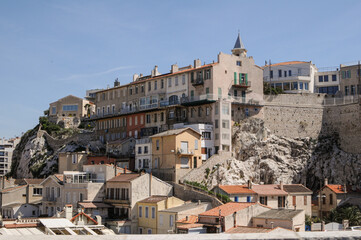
left=234, top=72, right=237, bottom=84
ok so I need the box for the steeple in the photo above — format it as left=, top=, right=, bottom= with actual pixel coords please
left=232, top=32, right=247, bottom=57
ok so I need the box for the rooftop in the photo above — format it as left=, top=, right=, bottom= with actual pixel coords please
left=78, top=202, right=112, bottom=209
left=107, top=173, right=141, bottom=182
left=138, top=195, right=168, bottom=203
left=254, top=209, right=304, bottom=220
left=218, top=185, right=256, bottom=194
left=0, top=185, right=26, bottom=193
left=177, top=215, right=198, bottom=224
left=160, top=202, right=209, bottom=213
left=177, top=223, right=204, bottom=230
left=251, top=184, right=288, bottom=196
left=266, top=61, right=310, bottom=67
left=226, top=226, right=274, bottom=234
left=199, top=202, right=263, bottom=217
left=150, top=127, right=201, bottom=138
left=23, top=179, right=44, bottom=185
left=283, top=184, right=313, bottom=194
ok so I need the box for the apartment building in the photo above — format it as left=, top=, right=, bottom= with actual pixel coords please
left=93, top=34, right=264, bottom=155
left=135, top=137, right=152, bottom=172
left=104, top=172, right=173, bottom=234
left=314, top=68, right=340, bottom=94
left=58, top=151, right=88, bottom=173
left=263, top=61, right=317, bottom=93
left=0, top=138, right=20, bottom=176
left=150, top=128, right=202, bottom=182
left=339, top=62, right=361, bottom=96
left=136, top=196, right=184, bottom=234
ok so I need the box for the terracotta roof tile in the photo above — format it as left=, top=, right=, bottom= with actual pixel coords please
left=266, top=61, right=310, bottom=67
left=107, top=173, right=140, bottom=182
left=218, top=185, right=256, bottom=194
left=78, top=202, right=112, bottom=208
left=54, top=174, right=64, bottom=182
left=252, top=184, right=288, bottom=196
left=70, top=212, right=98, bottom=225
left=325, top=184, right=347, bottom=194
left=177, top=223, right=204, bottom=230
left=177, top=215, right=198, bottom=224
left=199, top=202, right=257, bottom=217
left=24, top=178, right=43, bottom=185
left=4, top=223, right=39, bottom=229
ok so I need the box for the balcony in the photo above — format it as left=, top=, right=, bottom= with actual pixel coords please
left=104, top=198, right=131, bottom=205
left=44, top=196, right=57, bottom=202
left=192, top=78, right=204, bottom=86
left=233, top=80, right=251, bottom=88
left=181, top=94, right=217, bottom=107
left=229, top=96, right=264, bottom=106
left=177, top=148, right=194, bottom=156
left=263, top=74, right=311, bottom=82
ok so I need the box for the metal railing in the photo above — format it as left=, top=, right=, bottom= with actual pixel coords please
left=177, top=148, right=194, bottom=155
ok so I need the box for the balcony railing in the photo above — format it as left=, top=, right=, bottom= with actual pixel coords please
left=192, top=78, right=204, bottom=86
left=44, top=196, right=57, bottom=202
left=229, top=96, right=263, bottom=106
left=177, top=148, right=194, bottom=155
left=232, top=80, right=251, bottom=88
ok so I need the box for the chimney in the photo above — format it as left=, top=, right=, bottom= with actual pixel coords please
left=95, top=215, right=102, bottom=225
left=343, top=184, right=347, bottom=193
left=186, top=216, right=189, bottom=221
left=114, top=78, right=120, bottom=87
left=65, top=205, right=73, bottom=220
left=124, top=166, right=127, bottom=174
left=247, top=180, right=252, bottom=189
left=151, top=65, right=160, bottom=77
left=140, top=73, right=143, bottom=78
left=324, top=178, right=328, bottom=186
left=280, top=181, right=284, bottom=191
left=171, top=64, right=179, bottom=73
left=194, top=59, right=201, bottom=68
left=133, top=74, right=139, bottom=82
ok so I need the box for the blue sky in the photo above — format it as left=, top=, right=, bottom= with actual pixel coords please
left=1, top=0, right=361, bottom=138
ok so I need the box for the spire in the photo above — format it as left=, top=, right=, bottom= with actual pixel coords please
left=233, top=32, right=245, bottom=49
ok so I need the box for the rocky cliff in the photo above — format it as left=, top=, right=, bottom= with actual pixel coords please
left=10, top=123, right=103, bottom=179
left=199, top=118, right=361, bottom=191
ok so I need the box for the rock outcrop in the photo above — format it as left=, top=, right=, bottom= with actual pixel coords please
left=198, top=118, right=361, bottom=192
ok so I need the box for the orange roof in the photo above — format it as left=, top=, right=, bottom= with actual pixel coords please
left=267, top=61, right=310, bottom=67
left=107, top=173, right=140, bottom=182
left=218, top=185, right=256, bottom=194
left=252, top=184, right=288, bottom=196
left=70, top=212, right=98, bottom=225
left=54, top=174, right=64, bottom=182
left=177, top=223, right=204, bottom=230
left=4, top=223, right=39, bottom=229
left=199, top=202, right=258, bottom=217
left=177, top=215, right=198, bottom=224
left=325, top=184, right=346, bottom=194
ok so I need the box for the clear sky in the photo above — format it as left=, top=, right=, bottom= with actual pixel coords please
left=1, top=0, right=361, bottom=139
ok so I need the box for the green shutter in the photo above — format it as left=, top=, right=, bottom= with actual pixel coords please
left=218, top=88, right=222, bottom=98
left=245, top=73, right=248, bottom=85
left=342, top=71, right=345, bottom=79
left=206, top=88, right=209, bottom=94
left=234, top=72, right=237, bottom=84
left=239, top=73, right=242, bottom=84
left=348, top=70, right=351, bottom=78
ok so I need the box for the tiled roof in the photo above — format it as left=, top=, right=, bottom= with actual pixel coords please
left=325, top=184, right=347, bottom=194
left=150, top=127, right=201, bottom=138
left=0, top=185, right=26, bottom=193
left=24, top=178, right=43, bottom=185
left=267, top=61, right=310, bottom=67
left=283, top=184, right=313, bottom=194
left=199, top=202, right=258, bottom=217
left=254, top=209, right=304, bottom=220
left=54, top=174, right=64, bottom=182
left=78, top=202, right=112, bottom=209
left=226, top=226, right=273, bottom=233
left=138, top=195, right=168, bottom=203
left=177, top=215, right=198, bottom=224
left=107, top=173, right=140, bottom=182
left=252, top=184, right=288, bottom=196
left=4, top=223, right=39, bottom=229
left=218, top=185, right=256, bottom=194
left=177, top=223, right=204, bottom=230
left=70, top=212, right=98, bottom=225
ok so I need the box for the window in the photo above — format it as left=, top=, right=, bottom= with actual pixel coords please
left=222, top=104, right=229, bottom=115
left=79, top=193, right=84, bottom=202
left=147, top=229, right=152, bottom=234
left=161, top=112, right=164, bottom=121
left=299, top=82, right=303, bottom=90
left=206, top=107, right=210, bottom=116
left=319, top=76, right=323, bottom=82
left=135, top=116, right=138, bottom=125
left=222, top=120, right=229, bottom=129
left=62, top=105, right=78, bottom=111
left=278, top=70, right=282, bottom=77
left=218, top=88, right=222, bottom=98
left=138, top=159, right=142, bottom=169
left=33, top=188, right=42, bottom=195
left=215, top=120, right=219, bottom=128
left=154, top=113, right=157, bottom=123
left=270, top=70, right=273, bottom=79
left=145, top=207, right=149, bottom=218
left=182, top=75, right=185, bottom=85
left=139, top=228, right=143, bottom=234
left=292, top=82, right=298, bottom=90
left=129, top=88, right=133, bottom=95
left=289, top=70, right=292, bottom=76
left=146, top=114, right=151, bottom=123
left=198, top=107, right=202, bottom=117
left=156, top=140, right=160, bottom=150
left=154, top=81, right=157, bottom=90
left=51, top=107, right=56, bottom=115
left=148, top=82, right=151, bottom=91
left=138, top=147, right=142, bottom=154
left=72, top=154, right=77, bottom=164
left=170, top=215, right=174, bottom=227
left=351, top=85, right=356, bottom=95
left=168, top=78, right=172, bottom=87
left=329, top=194, right=333, bottom=205
left=191, top=108, right=194, bottom=118
left=135, top=86, right=138, bottom=94
left=260, top=196, right=268, bottom=205
left=191, top=72, right=194, bottom=82
left=141, top=85, right=144, bottom=92
left=161, top=79, right=164, bottom=88
left=332, top=74, right=337, bottom=81
left=305, top=82, right=309, bottom=90
left=195, top=139, right=198, bottom=150
left=345, top=86, right=349, bottom=96
left=144, top=146, right=148, bottom=154
left=139, top=206, right=142, bottom=217
left=293, top=196, right=296, bottom=206
left=236, top=61, right=241, bottom=66
left=278, top=196, right=285, bottom=208
left=234, top=89, right=237, bottom=96
left=324, top=75, right=329, bottom=82
left=151, top=207, right=155, bottom=218
left=159, top=214, right=163, bottom=225
left=304, top=196, right=307, bottom=205
left=322, top=195, right=326, bottom=205
left=202, top=132, right=211, bottom=140
left=245, top=108, right=249, bottom=117
left=206, top=87, right=209, bottom=94
left=175, top=76, right=178, bottom=86
left=342, top=70, right=351, bottom=79
left=284, top=71, right=287, bottom=77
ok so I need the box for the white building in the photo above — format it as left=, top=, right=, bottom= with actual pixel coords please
left=263, top=61, right=317, bottom=93
left=173, top=123, right=214, bottom=161
left=135, top=138, right=152, bottom=172
left=0, top=138, right=20, bottom=176
left=314, top=67, right=340, bottom=94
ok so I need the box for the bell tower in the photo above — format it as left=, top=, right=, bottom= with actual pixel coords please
left=232, top=32, right=247, bottom=57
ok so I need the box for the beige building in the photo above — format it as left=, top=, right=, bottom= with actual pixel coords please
left=136, top=196, right=184, bottom=234
left=283, top=184, right=312, bottom=216
left=339, top=62, right=361, bottom=96
left=104, top=172, right=173, bottom=234
left=252, top=184, right=288, bottom=209
left=150, top=128, right=202, bottom=182
left=58, top=151, right=88, bottom=173
left=252, top=209, right=305, bottom=232
left=158, top=201, right=211, bottom=234
left=0, top=138, right=20, bottom=176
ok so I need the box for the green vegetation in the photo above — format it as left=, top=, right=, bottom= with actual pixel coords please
left=325, top=204, right=361, bottom=226
left=39, top=116, right=61, bottom=135
left=183, top=180, right=231, bottom=203
left=263, top=82, right=284, bottom=95
left=305, top=215, right=321, bottom=226
left=205, top=167, right=210, bottom=179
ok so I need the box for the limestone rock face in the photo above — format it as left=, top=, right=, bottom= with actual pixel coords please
left=204, top=118, right=361, bottom=191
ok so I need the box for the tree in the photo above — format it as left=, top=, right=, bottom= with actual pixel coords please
left=325, top=204, right=361, bottom=226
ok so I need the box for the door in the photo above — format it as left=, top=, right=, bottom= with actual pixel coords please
left=181, top=157, right=189, bottom=168
left=247, top=196, right=251, bottom=202
left=234, top=196, right=239, bottom=202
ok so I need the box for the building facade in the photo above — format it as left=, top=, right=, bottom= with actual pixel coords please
left=0, top=138, right=20, bottom=176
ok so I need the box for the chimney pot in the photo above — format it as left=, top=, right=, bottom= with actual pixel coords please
left=280, top=181, right=284, bottom=190
left=324, top=178, right=328, bottom=186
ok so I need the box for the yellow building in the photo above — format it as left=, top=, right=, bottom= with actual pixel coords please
left=150, top=128, right=202, bottom=182
left=136, top=196, right=184, bottom=234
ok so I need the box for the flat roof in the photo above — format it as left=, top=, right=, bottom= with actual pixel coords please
left=254, top=209, right=304, bottom=220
